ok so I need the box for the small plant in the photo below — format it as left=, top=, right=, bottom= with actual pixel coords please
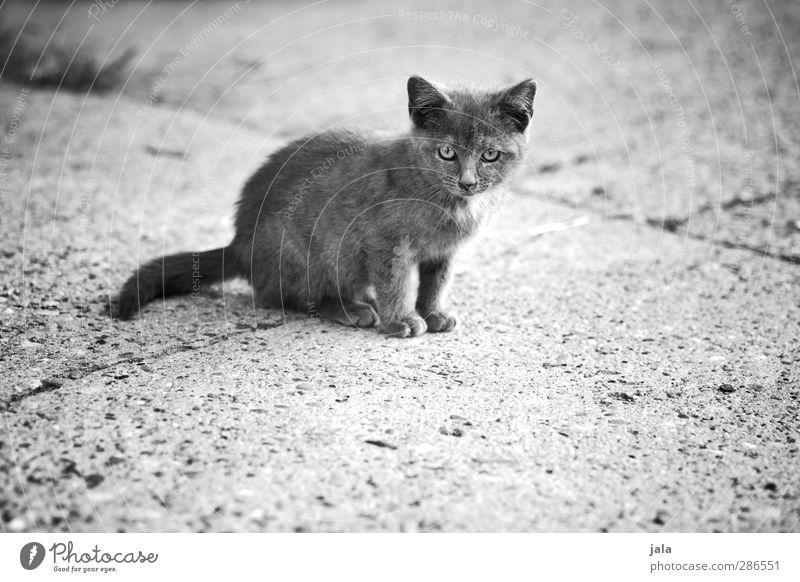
left=0, top=27, right=135, bottom=93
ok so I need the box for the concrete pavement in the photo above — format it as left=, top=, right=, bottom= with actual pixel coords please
left=1, top=0, right=798, bottom=532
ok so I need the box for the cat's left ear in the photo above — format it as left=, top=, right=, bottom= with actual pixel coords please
left=497, top=79, right=537, bottom=133
left=408, top=76, right=450, bottom=129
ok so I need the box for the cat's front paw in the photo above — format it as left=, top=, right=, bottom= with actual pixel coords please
left=422, top=310, right=458, bottom=333
left=379, top=313, right=427, bottom=338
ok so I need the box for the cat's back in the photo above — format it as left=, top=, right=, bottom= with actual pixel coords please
left=243, top=127, right=393, bottom=194
left=236, top=127, right=400, bottom=226
left=235, top=129, right=354, bottom=225
left=267, top=126, right=389, bottom=176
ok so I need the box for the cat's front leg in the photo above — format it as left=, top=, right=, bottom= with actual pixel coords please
left=416, top=256, right=458, bottom=333
left=368, top=242, right=427, bottom=338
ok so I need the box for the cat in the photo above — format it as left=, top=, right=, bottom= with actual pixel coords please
left=117, top=75, right=537, bottom=338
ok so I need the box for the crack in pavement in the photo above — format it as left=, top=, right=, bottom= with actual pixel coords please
left=519, top=192, right=798, bottom=267
left=0, top=327, right=263, bottom=412
left=518, top=173, right=797, bottom=266
left=643, top=214, right=800, bottom=266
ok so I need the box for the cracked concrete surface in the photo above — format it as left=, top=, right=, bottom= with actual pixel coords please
left=1, top=0, right=799, bottom=532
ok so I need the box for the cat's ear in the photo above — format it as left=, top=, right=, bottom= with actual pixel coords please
left=408, top=76, right=449, bottom=129
left=497, top=79, right=537, bottom=132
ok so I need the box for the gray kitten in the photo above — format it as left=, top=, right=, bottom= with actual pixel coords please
left=117, top=76, right=537, bottom=337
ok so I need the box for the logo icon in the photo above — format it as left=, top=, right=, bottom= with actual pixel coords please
left=20, top=542, right=46, bottom=570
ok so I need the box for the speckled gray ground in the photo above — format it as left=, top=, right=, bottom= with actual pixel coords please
left=1, top=0, right=798, bottom=532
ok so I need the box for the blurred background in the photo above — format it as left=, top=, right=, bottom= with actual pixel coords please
left=2, top=0, right=799, bottom=265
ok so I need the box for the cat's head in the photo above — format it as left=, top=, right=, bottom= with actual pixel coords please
left=407, top=75, right=537, bottom=198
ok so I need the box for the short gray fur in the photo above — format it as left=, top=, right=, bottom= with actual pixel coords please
left=117, top=76, right=537, bottom=338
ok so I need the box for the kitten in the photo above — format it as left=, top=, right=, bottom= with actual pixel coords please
left=117, top=76, right=537, bottom=337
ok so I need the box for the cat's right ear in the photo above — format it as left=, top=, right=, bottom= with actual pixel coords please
left=408, top=76, right=449, bottom=129
left=497, top=79, right=537, bottom=133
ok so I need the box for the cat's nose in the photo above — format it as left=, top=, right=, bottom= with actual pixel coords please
left=458, top=177, right=477, bottom=192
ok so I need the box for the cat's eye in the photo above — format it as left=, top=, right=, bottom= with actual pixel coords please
left=438, top=145, right=456, bottom=160
left=481, top=148, right=500, bottom=162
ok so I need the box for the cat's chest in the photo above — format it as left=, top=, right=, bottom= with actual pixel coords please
left=416, top=194, right=497, bottom=258
left=443, top=194, right=498, bottom=237
left=451, top=198, right=485, bottom=229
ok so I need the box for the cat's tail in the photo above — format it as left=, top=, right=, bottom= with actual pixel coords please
left=116, top=246, right=239, bottom=320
